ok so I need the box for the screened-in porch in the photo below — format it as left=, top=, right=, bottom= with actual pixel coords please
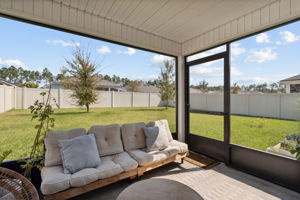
left=0, top=0, right=300, bottom=199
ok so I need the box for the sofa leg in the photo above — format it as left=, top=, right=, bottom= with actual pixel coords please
left=137, top=176, right=142, bottom=181
left=180, top=158, right=184, bottom=164
left=129, top=175, right=137, bottom=183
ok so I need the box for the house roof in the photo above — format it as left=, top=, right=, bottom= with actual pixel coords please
left=280, top=75, right=300, bottom=82
left=125, top=83, right=160, bottom=93
left=190, top=88, right=203, bottom=94
left=96, top=80, right=122, bottom=88
left=0, top=78, right=17, bottom=86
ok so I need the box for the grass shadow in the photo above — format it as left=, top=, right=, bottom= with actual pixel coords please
left=13, top=113, right=33, bottom=117
left=53, top=112, right=87, bottom=116
left=125, top=108, right=166, bottom=112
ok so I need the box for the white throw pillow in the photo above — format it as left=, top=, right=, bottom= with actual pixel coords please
left=143, top=124, right=170, bottom=152
left=58, top=134, right=101, bottom=174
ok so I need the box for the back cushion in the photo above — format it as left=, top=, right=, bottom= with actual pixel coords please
left=44, top=128, right=86, bottom=167
left=146, top=119, right=173, bottom=142
left=89, top=124, right=124, bottom=156
left=121, top=122, right=146, bottom=151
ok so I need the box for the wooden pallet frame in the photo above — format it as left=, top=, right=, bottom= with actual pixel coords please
left=44, top=152, right=188, bottom=200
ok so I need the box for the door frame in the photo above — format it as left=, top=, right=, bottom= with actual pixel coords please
left=184, top=44, right=231, bottom=164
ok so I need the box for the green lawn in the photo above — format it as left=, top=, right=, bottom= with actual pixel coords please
left=0, top=107, right=299, bottom=160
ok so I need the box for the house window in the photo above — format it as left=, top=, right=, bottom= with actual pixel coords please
left=290, top=84, right=300, bottom=93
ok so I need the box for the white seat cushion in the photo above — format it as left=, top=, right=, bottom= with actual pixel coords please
left=164, top=146, right=180, bottom=157
left=96, top=156, right=124, bottom=179
left=70, top=168, right=99, bottom=187
left=89, top=124, right=124, bottom=156
left=121, top=122, right=146, bottom=151
left=44, top=128, right=86, bottom=167
left=128, top=149, right=171, bottom=167
left=112, top=152, right=138, bottom=171
left=40, top=165, right=71, bottom=195
left=146, top=120, right=173, bottom=142
left=170, top=140, right=188, bottom=153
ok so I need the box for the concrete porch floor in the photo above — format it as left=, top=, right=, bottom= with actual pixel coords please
left=71, top=160, right=300, bottom=200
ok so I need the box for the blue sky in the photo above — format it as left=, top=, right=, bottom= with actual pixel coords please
left=0, top=17, right=299, bottom=86
left=189, top=21, right=300, bottom=86
left=0, top=17, right=172, bottom=81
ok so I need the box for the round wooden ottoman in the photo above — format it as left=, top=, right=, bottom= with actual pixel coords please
left=117, top=178, right=203, bottom=200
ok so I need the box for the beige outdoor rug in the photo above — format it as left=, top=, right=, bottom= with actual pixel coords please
left=154, top=163, right=300, bottom=200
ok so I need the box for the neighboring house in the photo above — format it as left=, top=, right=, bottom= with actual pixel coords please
left=47, top=79, right=126, bottom=92
left=95, top=80, right=125, bottom=92
left=125, top=83, right=160, bottom=93
left=280, top=75, right=300, bottom=93
left=190, top=88, right=203, bottom=94
left=49, top=81, right=65, bottom=89
left=0, top=78, right=17, bottom=87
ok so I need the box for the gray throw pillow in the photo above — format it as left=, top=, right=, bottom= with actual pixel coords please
left=143, top=124, right=170, bottom=152
left=58, top=134, right=101, bottom=174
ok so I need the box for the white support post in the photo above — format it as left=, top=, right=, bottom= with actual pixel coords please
left=177, top=56, right=185, bottom=142
left=58, top=89, right=63, bottom=108
left=111, top=91, right=114, bottom=108
left=3, top=85, right=6, bottom=112
left=148, top=93, right=151, bottom=107
left=14, top=86, right=17, bottom=109
left=22, top=87, right=27, bottom=109
left=131, top=92, right=134, bottom=107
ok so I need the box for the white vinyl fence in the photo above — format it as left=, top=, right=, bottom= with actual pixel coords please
left=190, top=93, right=300, bottom=121
left=0, top=85, right=163, bottom=113
left=1, top=85, right=300, bottom=120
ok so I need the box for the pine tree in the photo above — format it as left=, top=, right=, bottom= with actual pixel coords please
left=65, top=47, right=98, bottom=113
left=158, top=60, right=175, bottom=109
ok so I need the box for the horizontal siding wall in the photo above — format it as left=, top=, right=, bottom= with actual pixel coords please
left=182, top=0, right=300, bottom=55
left=0, top=0, right=181, bottom=56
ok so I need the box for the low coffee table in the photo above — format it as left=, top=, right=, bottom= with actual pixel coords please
left=117, top=178, right=203, bottom=200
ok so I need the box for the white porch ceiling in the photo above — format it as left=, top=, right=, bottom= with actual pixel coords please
left=55, top=0, right=275, bottom=43
left=0, top=0, right=300, bottom=55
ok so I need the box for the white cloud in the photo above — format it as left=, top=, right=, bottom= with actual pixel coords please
left=128, top=74, right=158, bottom=81
left=245, top=47, right=277, bottom=63
left=190, top=65, right=242, bottom=77
left=231, top=43, right=246, bottom=55
left=45, top=40, right=80, bottom=47
left=151, top=55, right=173, bottom=63
left=279, top=31, right=300, bottom=43
left=231, top=66, right=242, bottom=76
left=190, top=66, right=223, bottom=77
left=0, top=58, right=26, bottom=69
left=275, top=41, right=282, bottom=45
left=124, top=47, right=136, bottom=55
left=256, top=33, right=271, bottom=43
left=96, top=46, right=111, bottom=54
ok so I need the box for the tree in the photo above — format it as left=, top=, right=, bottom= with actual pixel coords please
left=198, top=80, right=209, bottom=92
left=22, top=82, right=39, bottom=88
left=232, top=82, right=241, bottom=94
left=270, top=82, right=279, bottom=93
left=64, top=47, right=98, bottom=113
left=127, top=80, right=142, bottom=92
left=158, top=60, right=175, bottom=109
left=0, top=66, right=44, bottom=86
left=42, top=67, right=54, bottom=84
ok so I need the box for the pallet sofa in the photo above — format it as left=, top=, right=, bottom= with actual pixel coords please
left=40, top=120, right=189, bottom=200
